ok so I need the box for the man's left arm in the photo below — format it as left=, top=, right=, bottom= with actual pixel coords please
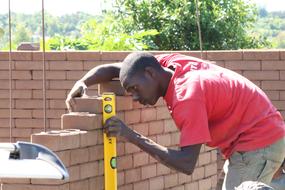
left=104, top=117, right=202, bottom=175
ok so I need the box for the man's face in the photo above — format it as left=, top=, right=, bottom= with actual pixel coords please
left=121, top=71, right=160, bottom=106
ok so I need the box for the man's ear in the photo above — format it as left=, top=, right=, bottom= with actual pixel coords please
left=144, top=66, right=156, bottom=80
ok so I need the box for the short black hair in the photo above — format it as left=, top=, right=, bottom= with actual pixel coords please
left=120, top=52, right=162, bottom=81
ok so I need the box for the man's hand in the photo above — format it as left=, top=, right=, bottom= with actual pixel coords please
left=65, top=81, right=87, bottom=112
left=104, top=116, right=132, bottom=140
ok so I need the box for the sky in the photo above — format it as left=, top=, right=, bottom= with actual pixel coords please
left=0, top=0, right=284, bottom=15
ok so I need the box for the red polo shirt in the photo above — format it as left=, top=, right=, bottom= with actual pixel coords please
left=156, top=53, right=285, bottom=158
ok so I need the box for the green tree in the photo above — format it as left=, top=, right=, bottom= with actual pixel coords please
left=13, top=23, right=32, bottom=46
left=46, top=14, right=158, bottom=50
left=113, top=0, right=270, bottom=50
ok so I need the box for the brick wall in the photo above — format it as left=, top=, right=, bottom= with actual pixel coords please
left=0, top=50, right=284, bottom=190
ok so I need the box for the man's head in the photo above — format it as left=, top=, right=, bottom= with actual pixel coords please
left=119, top=52, right=165, bottom=105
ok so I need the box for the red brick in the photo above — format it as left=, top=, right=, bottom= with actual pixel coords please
left=118, top=154, right=133, bottom=170
left=32, top=71, right=66, bottom=80
left=49, top=80, right=75, bottom=90
left=32, top=109, right=66, bottom=119
left=205, top=163, right=217, bottom=177
left=11, top=52, right=32, bottom=61
left=211, top=174, right=218, bottom=189
left=280, top=91, right=285, bottom=100
left=149, top=176, right=164, bottom=190
left=49, top=100, right=66, bottom=109
left=70, top=147, right=89, bottom=165
left=31, top=131, right=61, bottom=151
left=79, top=130, right=98, bottom=147
left=178, top=172, right=192, bottom=184
left=134, top=180, right=149, bottom=190
left=225, top=60, right=261, bottom=71
left=118, top=171, right=125, bottom=186
left=99, top=80, right=127, bottom=96
left=243, top=71, right=279, bottom=80
left=198, top=177, right=212, bottom=190
left=157, top=134, right=172, bottom=146
left=16, top=80, right=45, bottom=89
left=15, top=61, right=44, bottom=70
left=89, top=176, right=104, bottom=190
left=272, top=101, right=285, bottom=110
left=15, top=118, right=44, bottom=128
left=164, top=119, right=177, bottom=133
left=83, top=61, right=104, bottom=70
left=262, top=61, right=285, bottom=70
left=262, top=81, right=285, bottom=90
left=0, top=80, right=14, bottom=89
left=49, top=61, right=83, bottom=70
left=70, top=179, right=89, bottom=190
left=31, top=178, right=65, bottom=185
left=164, top=173, right=178, bottom=188
left=61, top=112, right=102, bottom=130
left=156, top=106, right=171, bottom=120
left=192, top=167, right=205, bottom=180
left=171, top=132, right=180, bottom=146
left=68, top=165, right=80, bottom=182
left=0, top=118, right=14, bottom=128
left=73, top=96, right=102, bottom=113
left=149, top=120, right=164, bottom=135
left=281, top=71, right=285, bottom=80
left=0, top=178, right=30, bottom=184
left=66, top=71, right=85, bottom=80
left=141, top=164, right=157, bottom=180
left=118, top=184, right=133, bottom=190
left=185, top=181, right=198, bottom=190
left=117, top=142, right=125, bottom=156
left=32, top=51, right=66, bottom=61
left=55, top=150, right=71, bottom=167
left=80, top=161, right=99, bottom=179
left=133, top=152, right=149, bottom=167
left=174, top=51, right=207, bottom=59
left=141, top=107, right=157, bottom=122
left=0, top=71, right=32, bottom=80
left=0, top=128, right=11, bottom=137
left=211, top=149, right=218, bottom=162
left=243, top=50, right=280, bottom=60
left=98, top=159, right=104, bottom=176
left=32, top=89, right=66, bottom=99
left=59, top=129, right=81, bottom=150
left=198, top=152, right=211, bottom=166
left=11, top=128, right=32, bottom=138
left=281, top=51, right=285, bottom=60
left=116, top=96, right=133, bottom=111
left=0, top=109, right=32, bottom=118
left=124, top=109, right=141, bottom=124
left=264, top=90, right=279, bottom=100
left=125, top=168, right=141, bottom=183
left=0, top=90, right=32, bottom=99
left=49, top=119, right=61, bottom=129
left=133, top=123, right=148, bottom=136
left=66, top=51, right=101, bottom=61
left=125, top=142, right=140, bottom=154
left=157, top=163, right=171, bottom=175
left=0, top=52, right=9, bottom=60
left=89, top=145, right=104, bottom=161
left=101, top=51, right=130, bottom=61
left=207, top=51, right=242, bottom=61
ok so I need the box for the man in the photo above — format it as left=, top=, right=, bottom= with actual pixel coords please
left=66, top=52, right=285, bottom=189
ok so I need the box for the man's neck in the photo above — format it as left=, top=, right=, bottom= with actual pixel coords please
left=160, top=67, right=174, bottom=97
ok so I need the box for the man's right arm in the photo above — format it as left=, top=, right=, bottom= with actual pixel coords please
left=65, top=62, right=122, bottom=111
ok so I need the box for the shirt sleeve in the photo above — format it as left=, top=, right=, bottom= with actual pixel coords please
left=172, top=99, right=211, bottom=147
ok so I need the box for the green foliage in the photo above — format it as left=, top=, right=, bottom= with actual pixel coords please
left=113, top=0, right=270, bottom=50
left=254, top=10, right=285, bottom=48
left=0, top=27, right=4, bottom=39
left=47, top=14, right=159, bottom=50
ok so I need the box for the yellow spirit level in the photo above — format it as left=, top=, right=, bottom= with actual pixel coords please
left=102, top=93, right=117, bottom=190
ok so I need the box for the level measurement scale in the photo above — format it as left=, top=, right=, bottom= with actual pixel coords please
left=102, top=93, right=117, bottom=190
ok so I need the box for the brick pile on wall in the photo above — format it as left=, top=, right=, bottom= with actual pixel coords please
left=0, top=50, right=285, bottom=189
